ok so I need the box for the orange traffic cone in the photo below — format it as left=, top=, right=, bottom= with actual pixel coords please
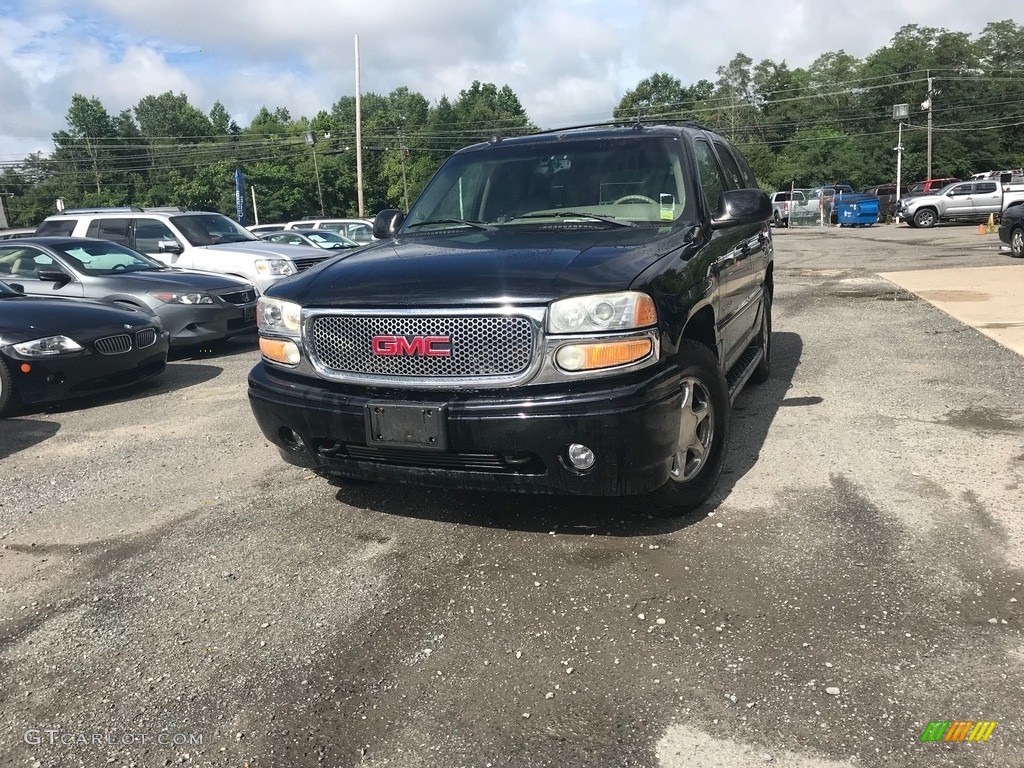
left=977, top=223, right=986, bottom=235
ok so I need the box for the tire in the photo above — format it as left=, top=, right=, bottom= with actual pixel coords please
left=0, top=355, right=15, bottom=418
left=640, top=340, right=730, bottom=517
left=772, top=212, right=780, bottom=228
left=749, top=291, right=772, bottom=385
left=913, top=208, right=937, bottom=228
left=1011, top=227, right=1024, bottom=258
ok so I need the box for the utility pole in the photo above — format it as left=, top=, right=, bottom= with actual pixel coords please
left=305, top=131, right=325, bottom=216
left=398, top=118, right=410, bottom=211
left=355, top=35, right=365, bottom=218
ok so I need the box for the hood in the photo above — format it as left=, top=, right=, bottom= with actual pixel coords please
left=90, top=269, right=252, bottom=292
left=200, top=241, right=332, bottom=261
left=0, top=296, right=159, bottom=346
left=267, top=227, right=682, bottom=307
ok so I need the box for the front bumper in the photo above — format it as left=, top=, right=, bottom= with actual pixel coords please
left=248, top=362, right=683, bottom=496
left=5, top=333, right=169, bottom=405
left=157, top=303, right=256, bottom=346
left=997, top=223, right=1012, bottom=247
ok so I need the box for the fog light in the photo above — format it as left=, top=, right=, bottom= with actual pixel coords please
left=278, top=426, right=305, bottom=452
left=567, top=443, right=595, bottom=470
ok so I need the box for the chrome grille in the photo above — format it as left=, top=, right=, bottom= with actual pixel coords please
left=135, top=328, right=157, bottom=348
left=95, top=334, right=132, bottom=355
left=308, top=314, right=534, bottom=379
left=218, top=289, right=257, bottom=305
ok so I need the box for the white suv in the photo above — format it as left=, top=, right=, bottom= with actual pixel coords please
left=36, top=207, right=334, bottom=294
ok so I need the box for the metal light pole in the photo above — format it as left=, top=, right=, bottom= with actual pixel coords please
left=923, top=73, right=934, bottom=180
left=892, top=103, right=909, bottom=202
left=896, top=121, right=904, bottom=201
left=305, top=131, right=326, bottom=216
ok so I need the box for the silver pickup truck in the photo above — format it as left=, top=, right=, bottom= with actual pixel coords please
left=896, top=180, right=1006, bottom=228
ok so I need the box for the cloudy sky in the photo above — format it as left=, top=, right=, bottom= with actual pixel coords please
left=0, top=0, right=1015, bottom=162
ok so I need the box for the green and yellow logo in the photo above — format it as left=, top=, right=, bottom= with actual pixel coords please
left=920, top=720, right=997, bottom=742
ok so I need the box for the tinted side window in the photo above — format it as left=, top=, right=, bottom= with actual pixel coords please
left=134, top=218, right=177, bottom=252
left=35, top=219, right=78, bottom=237
left=725, top=144, right=758, bottom=189
left=694, top=140, right=727, bottom=216
left=712, top=141, right=744, bottom=190
left=975, top=182, right=997, bottom=194
left=949, top=184, right=971, bottom=196
left=88, top=218, right=131, bottom=245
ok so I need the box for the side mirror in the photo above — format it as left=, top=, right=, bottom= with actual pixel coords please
left=37, top=270, right=71, bottom=284
left=373, top=209, right=405, bottom=239
left=157, top=239, right=183, bottom=254
left=710, top=189, right=772, bottom=230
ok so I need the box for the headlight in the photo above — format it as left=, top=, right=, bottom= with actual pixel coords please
left=148, top=291, right=214, bottom=305
left=257, top=297, right=302, bottom=335
left=547, top=291, right=657, bottom=333
left=255, top=258, right=297, bottom=276
left=13, top=335, right=85, bottom=356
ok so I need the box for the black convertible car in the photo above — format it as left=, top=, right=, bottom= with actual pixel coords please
left=0, top=280, right=169, bottom=416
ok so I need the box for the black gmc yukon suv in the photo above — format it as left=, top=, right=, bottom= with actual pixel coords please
left=248, top=122, right=774, bottom=515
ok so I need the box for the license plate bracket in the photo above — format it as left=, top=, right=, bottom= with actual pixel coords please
left=243, top=306, right=256, bottom=322
left=365, top=402, right=448, bottom=450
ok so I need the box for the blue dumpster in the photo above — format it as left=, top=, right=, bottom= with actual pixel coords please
left=836, top=195, right=879, bottom=226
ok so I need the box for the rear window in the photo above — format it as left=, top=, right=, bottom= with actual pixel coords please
left=35, top=219, right=78, bottom=237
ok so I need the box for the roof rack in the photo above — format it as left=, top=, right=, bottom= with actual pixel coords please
left=511, top=117, right=718, bottom=141
left=59, top=206, right=144, bottom=214
left=142, top=206, right=188, bottom=212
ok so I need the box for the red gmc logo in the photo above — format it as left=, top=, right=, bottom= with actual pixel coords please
left=372, top=335, right=452, bottom=357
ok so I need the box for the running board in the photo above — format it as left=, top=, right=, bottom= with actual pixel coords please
left=726, top=342, right=764, bottom=404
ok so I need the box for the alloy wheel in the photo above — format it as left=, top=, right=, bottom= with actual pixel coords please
left=670, top=377, right=715, bottom=483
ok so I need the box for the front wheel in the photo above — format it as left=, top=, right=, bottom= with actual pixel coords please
left=913, top=208, right=937, bottom=228
left=640, top=341, right=730, bottom=517
left=1011, top=227, right=1024, bottom=258
left=0, top=356, right=15, bottom=417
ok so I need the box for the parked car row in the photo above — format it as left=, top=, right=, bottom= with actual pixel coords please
left=770, top=184, right=880, bottom=227
left=0, top=278, right=169, bottom=417
left=248, top=217, right=376, bottom=243
left=0, top=234, right=263, bottom=418
left=35, top=207, right=333, bottom=295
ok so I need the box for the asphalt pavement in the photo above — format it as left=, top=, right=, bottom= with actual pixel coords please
left=1, top=223, right=1022, bottom=768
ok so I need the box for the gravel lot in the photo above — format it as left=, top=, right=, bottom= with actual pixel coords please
left=1, top=223, right=1022, bottom=767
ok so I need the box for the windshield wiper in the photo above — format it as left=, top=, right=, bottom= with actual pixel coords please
left=406, top=218, right=497, bottom=232
left=508, top=211, right=635, bottom=228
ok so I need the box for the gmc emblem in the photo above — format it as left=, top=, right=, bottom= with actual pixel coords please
left=372, top=335, right=452, bottom=357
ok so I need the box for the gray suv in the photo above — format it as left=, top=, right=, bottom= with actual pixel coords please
left=35, top=208, right=333, bottom=294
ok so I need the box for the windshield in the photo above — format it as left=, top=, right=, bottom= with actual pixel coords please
left=405, top=135, right=691, bottom=231
left=171, top=214, right=260, bottom=246
left=53, top=242, right=167, bottom=275
left=304, top=231, right=359, bottom=247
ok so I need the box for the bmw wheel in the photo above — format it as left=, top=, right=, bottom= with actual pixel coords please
left=0, top=356, right=14, bottom=418
left=1011, top=227, right=1024, bottom=258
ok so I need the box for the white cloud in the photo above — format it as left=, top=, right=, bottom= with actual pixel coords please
left=0, top=0, right=1017, bottom=163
